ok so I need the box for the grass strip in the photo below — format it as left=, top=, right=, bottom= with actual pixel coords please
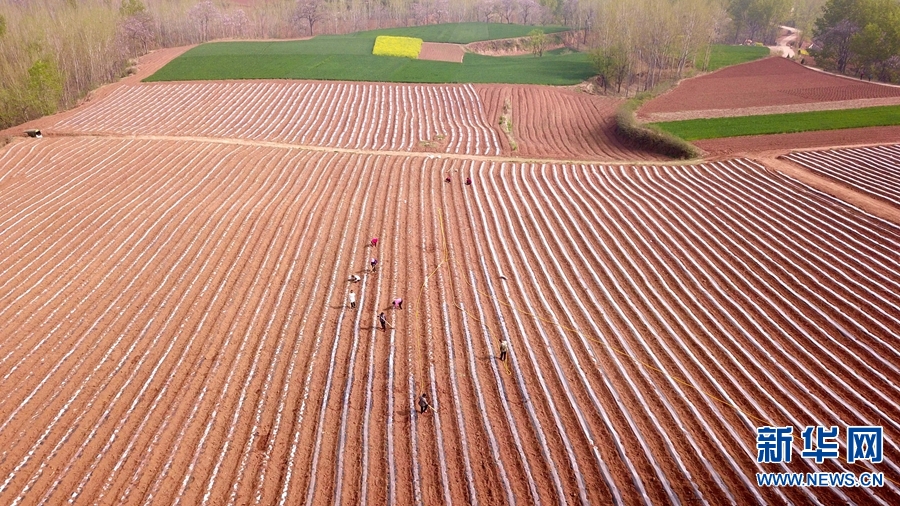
left=651, top=105, right=900, bottom=140
left=703, top=45, right=771, bottom=71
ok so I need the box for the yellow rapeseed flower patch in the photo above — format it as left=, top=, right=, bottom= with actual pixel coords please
left=372, top=35, right=424, bottom=59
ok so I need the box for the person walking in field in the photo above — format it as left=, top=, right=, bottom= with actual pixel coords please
left=465, top=177, right=472, bottom=186
left=445, top=174, right=451, bottom=183
left=499, top=339, right=509, bottom=361
left=349, top=290, right=356, bottom=309
left=371, top=237, right=378, bottom=248
left=378, top=312, right=387, bottom=332
left=393, top=298, right=403, bottom=310
left=419, top=393, right=429, bottom=413
left=370, top=257, right=378, bottom=272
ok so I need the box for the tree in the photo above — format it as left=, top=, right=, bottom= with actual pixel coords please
left=519, top=0, right=542, bottom=24
left=26, top=57, right=64, bottom=117
left=0, top=14, right=7, bottom=38
left=294, top=0, right=325, bottom=35
left=813, top=0, right=900, bottom=79
left=118, top=12, right=156, bottom=55
left=500, top=0, right=518, bottom=23
left=223, top=9, right=249, bottom=38
left=119, top=0, right=147, bottom=17
left=728, top=0, right=792, bottom=42
left=590, top=44, right=630, bottom=92
left=189, top=0, right=221, bottom=42
left=528, top=28, right=547, bottom=56
left=477, top=0, right=499, bottom=22
left=848, top=0, right=900, bottom=80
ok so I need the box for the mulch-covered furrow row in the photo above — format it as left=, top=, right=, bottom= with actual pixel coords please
left=0, top=138, right=898, bottom=504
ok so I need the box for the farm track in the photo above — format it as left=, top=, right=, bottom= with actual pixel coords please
left=1, top=135, right=898, bottom=504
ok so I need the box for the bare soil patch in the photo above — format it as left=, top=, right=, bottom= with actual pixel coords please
left=418, top=42, right=465, bottom=63
left=638, top=57, right=900, bottom=120
left=693, top=125, right=900, bottom=159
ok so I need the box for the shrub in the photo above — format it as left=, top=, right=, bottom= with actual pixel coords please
left=614, top=100, right=699, bottom=160
left=372, top=35, right=423, bottom=59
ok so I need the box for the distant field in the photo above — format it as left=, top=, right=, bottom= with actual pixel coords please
left=703, top=44, right=770, bottom=71
left=145, top=23, right=592, bottom=85
left=651, top=105, right=900, bottom=140
left=355, top=22, right=570, bottom=44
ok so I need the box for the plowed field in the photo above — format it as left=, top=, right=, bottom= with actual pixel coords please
left=638, top=57, right=900, bottom=121
left=782, top=144, right=900, bottom=207
left=475, top=84, right=655, bottom=160
left=35, top=77, right=658, bottom=162
left=0, top=135, right=898, bottom=505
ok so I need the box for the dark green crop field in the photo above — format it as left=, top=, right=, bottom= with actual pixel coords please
left=145, top=23, right=592, bottom=85
left=651, top=105, right=900, bottom=140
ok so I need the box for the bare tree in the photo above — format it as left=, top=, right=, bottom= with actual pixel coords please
left=411, top=0, right=428, bottom=25
left=500, top=0, right=518, bottom=23
left=188, top=0, right=221, bottom=42
left=477, top=0, right=499, bottom=23
left=223, top=9, right=249, bottom=38
left=519, top=0, right=541, bottom=25
left=118, top=12, right=156, bottom=55
left=294, top=0, right=325, bottom=36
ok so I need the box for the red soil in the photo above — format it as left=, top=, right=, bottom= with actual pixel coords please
left=0, top=137, right=898, bottom=504
left=638, top=57, right=900, bottom=120
left=475, top=84, right=661, bottom=161
left=1, top=40, right=899, bottom=506
left=695, top=125, right=900, bottom=158
left=418, top=42, right=465, bottom=63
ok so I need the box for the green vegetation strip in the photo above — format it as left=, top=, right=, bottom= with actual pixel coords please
left=146, top=23, right=589, bottom=85
left=703, top=44, right=770, bottom=71
left=651, top=105, right=900, bottom=140
left=147, top=39, right=589, bottom=84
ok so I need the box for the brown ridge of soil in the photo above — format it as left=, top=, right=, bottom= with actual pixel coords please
left=464, top=31, right=574, bottom=57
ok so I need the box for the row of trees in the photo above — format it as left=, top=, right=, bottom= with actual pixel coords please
left=813, top=0, right=900, bottom=82
left=589, top=0, right=726, bottom=94
left=7, top=0, right=896, bottom=130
